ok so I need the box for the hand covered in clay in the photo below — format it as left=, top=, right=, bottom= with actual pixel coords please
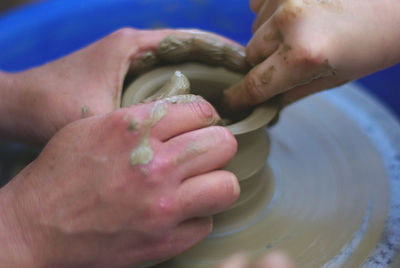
left=0, top=97, right=239, bottom=268
left=0, top=28, right=248, bottom=143
left=224, top=0, right=400, bottom=109
left=218, top=251, right=295, bottom=268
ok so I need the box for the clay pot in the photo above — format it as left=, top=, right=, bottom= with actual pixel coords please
left=122, top=63, right=279, bottom=182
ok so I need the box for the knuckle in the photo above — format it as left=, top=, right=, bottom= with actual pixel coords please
left=152, top=153, right=175, bottom=175
left=211, top=126, right=237, bottom=154
left=274, top=0, right=303, bottom=26
left=111, top=27, right=138, bottom=40
left=292, top=40, right=328, bottom=67
left=105, top=28, right=139, bottom=57
left=107, top=110, right=136, bottom=130
left=245, top=44, right=260, bottom=66
left=213, top=172, right=239, bottom=205
left=243, top=73, right=266, bottom=102
left=187, top=99, right=216, bottom=122
left=104, top=110, right=126, bottom=130
left=147, top=196, right=177, bottom=228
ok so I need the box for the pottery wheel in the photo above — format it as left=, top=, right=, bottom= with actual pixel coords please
left=155, top=83, right=400, bottom=268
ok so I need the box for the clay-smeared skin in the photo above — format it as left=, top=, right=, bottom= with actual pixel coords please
left=261, top=66, right=276, bottom=85
left=130, top=101, right=168, bottom=166
left=164, top=95, right=199, bottom=104
left=150, top=101, right=169, bottom=126
left=130, top=121, right=153, bottom=166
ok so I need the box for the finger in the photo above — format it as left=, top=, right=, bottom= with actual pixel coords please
left=281, top=76, right=349, bottom=105
left=252, top=0, right=281, bottom=33
left=255, top=251, right=295, bottom=268
left=250, top=0, right=266, bottom=13
left=166, top=217, right=213, bottom=257
left=217, top=253, right=250, bottom=268
left=246, top=19, right=282, bottom=65
left=161, top=126, right=237, bottom=179
left=224, top=48, right=336, bottom=109
left=123, top=96, right=220, bottom=141
left=176, top=170, right=240, bottom=220
left=153, top=96, right=222, bottom=141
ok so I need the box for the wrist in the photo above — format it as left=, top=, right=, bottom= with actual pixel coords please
left=0, top=185, right=43, bottom=268
left=0, top=70, right=51, bottom=143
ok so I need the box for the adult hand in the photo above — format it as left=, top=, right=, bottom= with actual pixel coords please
left=0, top=97, right=239, bottom=268
left=0, top=28, right=248, bottom=143
left=224, top=0, right=400, bottom=109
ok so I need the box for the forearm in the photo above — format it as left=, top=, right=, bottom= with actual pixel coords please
left=0, top=186, right=39, bottom=268
left=0, top=70, right=50, bottom=143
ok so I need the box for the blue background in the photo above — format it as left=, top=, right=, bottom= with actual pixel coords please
left=0, top=0, right=398, bottom=118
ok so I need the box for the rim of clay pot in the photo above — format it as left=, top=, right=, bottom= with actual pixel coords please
left=122, top=63, right=279, bottom=135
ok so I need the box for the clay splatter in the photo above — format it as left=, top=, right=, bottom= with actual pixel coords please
left=130, top=122, right=153, bottom=166
left=150, top=101, right=168, bottom=126
left=81, top=106, right=89, bottom=118
left=262, top=66, right=276, bottom=85
left=127, top=119, right=138, bottom=132
left=306, top=0, right=343, bottom=11
left=164, top=94, right=198, bottom=104
left=263, top=29, right=285, bottom=43
left=174, top=142, right=206, bottom=165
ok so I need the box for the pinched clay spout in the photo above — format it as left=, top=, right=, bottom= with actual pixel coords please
left=122, top=63, right=279, bottom=181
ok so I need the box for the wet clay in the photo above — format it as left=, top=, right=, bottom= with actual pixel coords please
left=129, top=99, right=170, bottom=166
left=156, top=34, right=248, bottom=71
left=144, top=71, right=190, bottom=102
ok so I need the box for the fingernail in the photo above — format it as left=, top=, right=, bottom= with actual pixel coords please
left=231, top=174, right=240, bottom=197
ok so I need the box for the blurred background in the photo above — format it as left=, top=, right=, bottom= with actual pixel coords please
left=0, top=0, right=38, bottom=14
left=0, top=0, right=399, bottom=118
